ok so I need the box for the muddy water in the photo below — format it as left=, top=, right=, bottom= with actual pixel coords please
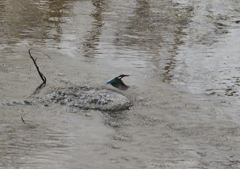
left=1, top=0, right=240, bottom=168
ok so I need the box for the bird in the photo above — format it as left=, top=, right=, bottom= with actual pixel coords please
left=106, top=74, right=130, bottom=90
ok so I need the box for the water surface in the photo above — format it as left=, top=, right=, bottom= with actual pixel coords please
left=1, top=0, right=240, bottom=168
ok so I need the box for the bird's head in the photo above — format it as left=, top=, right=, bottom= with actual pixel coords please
left=118, top=74, right=129, bottom=79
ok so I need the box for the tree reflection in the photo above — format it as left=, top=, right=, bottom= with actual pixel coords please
left=113, top=0, right=190, bottom=82
left=82, top=0, right=106, bottom=57
left=0, top=0, right=74, bottom=45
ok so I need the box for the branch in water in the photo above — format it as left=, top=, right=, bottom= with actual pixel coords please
left=28, top=48, right=50, bottom=84
left=21, top=115, right=26, bottom=124
left=33, top=82, right=46, bottom=95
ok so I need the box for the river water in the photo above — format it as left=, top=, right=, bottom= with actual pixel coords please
left=1, top=0, right=240, bottom=168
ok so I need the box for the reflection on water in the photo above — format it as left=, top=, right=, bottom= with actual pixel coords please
left=82, top=0, right=106, bottom=57
left=0, top=0, right=74, bottom=54
left=1, top=0, right=240, bottom=168
left=1, top=0, right=240, bottom=98
left=165, top=0, right=240, bottom=99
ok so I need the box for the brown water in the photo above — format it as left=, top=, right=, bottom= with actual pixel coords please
left=1, top=0, right=240, bottom=168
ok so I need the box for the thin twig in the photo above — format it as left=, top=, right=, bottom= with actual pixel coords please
left=21, top=115, right=26, bottom=124
left=28, top=48, right=50, bottom=84
left=33, top=82, right=46, bottom=95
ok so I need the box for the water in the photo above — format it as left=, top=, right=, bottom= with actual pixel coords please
left=1, top=0, right=240, bottom=168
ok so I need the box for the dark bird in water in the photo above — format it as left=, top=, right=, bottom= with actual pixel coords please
left=106, top=74, right=130, bottom=90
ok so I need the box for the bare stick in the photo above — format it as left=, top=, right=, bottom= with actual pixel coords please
left=21, top=115, right=26, bottom=124
left=28, top=48, right=50, bottom=84
left=33, top=82, right=46, bottom=95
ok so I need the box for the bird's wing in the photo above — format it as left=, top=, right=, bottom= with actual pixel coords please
left=118, top=79, right=129, bottom=90
left=106, top=78, right=114, bottom=84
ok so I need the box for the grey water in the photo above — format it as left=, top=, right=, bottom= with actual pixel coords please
left=1, top=0, right=240, bottom=168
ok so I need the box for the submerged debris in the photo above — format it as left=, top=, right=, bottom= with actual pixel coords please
left=2, top=87, right=132, bottom=111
